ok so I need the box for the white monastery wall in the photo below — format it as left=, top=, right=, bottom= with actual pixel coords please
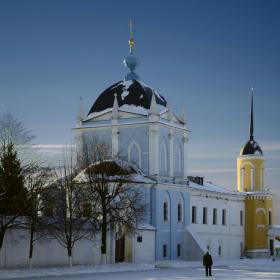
left=188, top=189, right=244, bottom=260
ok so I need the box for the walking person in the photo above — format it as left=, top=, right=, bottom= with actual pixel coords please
left=203, top=251, right=213, bottom=277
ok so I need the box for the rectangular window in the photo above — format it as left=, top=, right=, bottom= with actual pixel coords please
left=192, top=206, right=197, bottom=223
left=137, top=236, right=142, bottom=243
left=222, top=209, right=226, bottom=225
left=163, top=202, right=168, bottom=222
left=240, top=210, right=243, bottom=226
left=269, top=211, right=272, bottom=226
left=213, top=208, right=217, bottom=225
left=218, top=245, right=222, bottom=255
left=203, top=207, right=207, bottom=224
left=163, top=244, right=167, bottom=258
left=178, top=203, right=182, bottom=222
left=177, top=244, right=181, bottom=257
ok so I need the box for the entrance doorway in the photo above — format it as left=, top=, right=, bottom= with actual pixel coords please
left=270, top=239, right=274, bottom=256
left=115, top=235, right=125, bottom=262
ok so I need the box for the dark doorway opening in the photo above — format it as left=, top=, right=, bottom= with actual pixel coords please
left=270, top=239, right=274, bottom=256
left=115, top=235, right=125, bottom=262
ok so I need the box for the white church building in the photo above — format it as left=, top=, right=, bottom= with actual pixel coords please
left=72, top=25, right=246, bottom=264
left=0, top=23, right=276, bottom=268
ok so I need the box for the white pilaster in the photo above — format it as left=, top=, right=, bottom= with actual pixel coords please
left=241, top=168, right=244, bottom=191
left=148, top=125, right=159, bottom=176
left=112, top=127, right=119, bottom=157
left=183, top=132, right=189, bottom=179
left=250, top=168, right=254, bottom=190
left=261, top=168, right=264, bottom=190
left=168, top=130, right=174, bottom=178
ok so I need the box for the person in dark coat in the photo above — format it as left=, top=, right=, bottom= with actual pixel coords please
left=203, top=251, right=213, bottom=277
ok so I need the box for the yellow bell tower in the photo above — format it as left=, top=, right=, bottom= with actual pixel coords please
left=237, top=91, right=274, bottom=258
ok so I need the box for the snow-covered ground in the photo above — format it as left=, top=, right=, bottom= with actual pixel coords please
left=0, top=259, right=279, bottom=280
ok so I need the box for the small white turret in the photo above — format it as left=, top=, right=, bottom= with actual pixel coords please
left=112, top=93, right=119, bottom=119
left=77, top=97, right=84, bottom=126
left=150, top=92, right=159, bottom=116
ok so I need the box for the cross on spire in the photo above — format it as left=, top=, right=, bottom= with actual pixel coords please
left=129, top=19, right=134, bottom=38
left=128, top=19, right=135, bottom=54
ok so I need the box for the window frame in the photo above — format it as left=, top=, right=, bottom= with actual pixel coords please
left=163, top=201, right=169, bottom=222
left=163, top=244, right=167, bottom=258
left=191, top=206, right=197, bottom=224
left=203, top=207, right=208, bottom=224
left=177, top=202, right=183, bottom=223
left=213, top=208, right=217, bottom=225
left=222, top=209, right=226, bottom=225
left=240, top=210, right=243, bottom=226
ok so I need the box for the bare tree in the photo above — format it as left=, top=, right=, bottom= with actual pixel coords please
left=78, top=137, right=145, bottom=264
left=48, top=155, right=94, bottom=267
left=0, top=112, right=35, bottom=145
left=24, top=164, right=52, bottom=269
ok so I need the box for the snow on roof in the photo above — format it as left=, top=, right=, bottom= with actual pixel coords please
left=87, top=79, right=168, bottom=117
left=189, top=181, right=242, bottom=196
left=119, top=104, right=167, bottom=115
left=119, top=104, right=149, bottom=115
left=137, top=224, right=156, bottom=230
left=86, top=108, right=112, bottom=120
left=86, top=104, right=168, bottom=120
left=74, top=160, right=154, bottom=184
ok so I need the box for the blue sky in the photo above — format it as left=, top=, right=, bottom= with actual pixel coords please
left=0, top=0, right=279, bottom=197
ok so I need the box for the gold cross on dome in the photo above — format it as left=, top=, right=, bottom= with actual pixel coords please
left=128, top=19, right=135, bottom=54
left=129, top=19, right=135, bottom=39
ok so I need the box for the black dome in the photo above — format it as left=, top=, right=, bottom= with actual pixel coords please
left=240, top=140, right=263, bottom=155
left=88, top=80, right=167, bottom=116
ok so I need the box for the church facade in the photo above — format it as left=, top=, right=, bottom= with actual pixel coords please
left=73, top=26, right=275, bottom=263
left=0, top=24, right=277, bottom=269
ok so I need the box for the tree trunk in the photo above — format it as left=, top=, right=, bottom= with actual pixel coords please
left=28, top=258, right=33, bottom=270
left=28, top=222, right=34, bottom=269
left=67, top=247, right=73, bottom=267
left=101, top=254, right=107, bottom=265
left=0, top=226, right=7, bottom=251
left=68, top=256, right=73, bottom=267
left=101, top=218, right=107, bottom=264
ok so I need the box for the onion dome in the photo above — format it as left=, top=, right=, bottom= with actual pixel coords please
left=241, top=140, right=263, bottom=155
left=87, top=79, right=167, bottom=116
left=87, top=20, right=168, bottom=117
left=240, top=91, right=263, bottom=155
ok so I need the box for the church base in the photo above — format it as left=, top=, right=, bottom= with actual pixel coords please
left=245, top=249, right=270, bottom=258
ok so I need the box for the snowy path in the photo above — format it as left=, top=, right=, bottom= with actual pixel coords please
left=3, top=268, right=280, bottom=280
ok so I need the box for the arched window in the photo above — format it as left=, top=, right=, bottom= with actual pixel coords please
left=241, top=162, right=254, bottom=191
left=175, top=144, right=182, bottom=173
left=163, top=194, right=170, bottom=223
left=177, top=196, right=184, bottom=223
left=160, top=142, right=168, bottom=174
left=256, top=208, right=266, bottom=226
left=163, top=201, right=168, bottom=222
left=128, top=140, right=141, bottom=168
